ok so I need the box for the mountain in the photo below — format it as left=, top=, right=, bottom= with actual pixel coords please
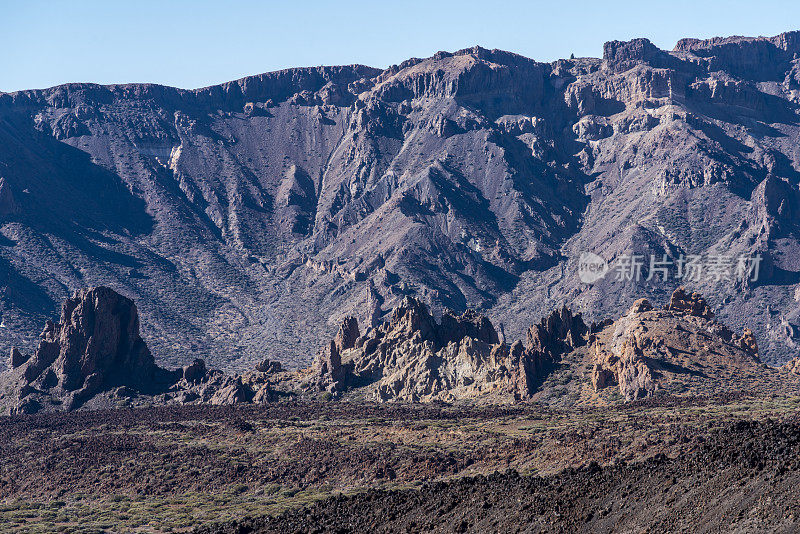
left=1, top=32, right=799, bottom=370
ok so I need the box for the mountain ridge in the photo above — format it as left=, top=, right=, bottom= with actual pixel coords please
left=1, top=31, right=799, bottom=370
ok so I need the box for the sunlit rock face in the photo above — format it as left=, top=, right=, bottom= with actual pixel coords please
left=311, top=296, right=587, bottom=403
left=1, top=32, right=800, bottom=368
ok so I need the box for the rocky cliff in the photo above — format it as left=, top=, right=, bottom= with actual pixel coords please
left=0, top=287, right=175, bottom=413
left=590, top=288, right=764, bottom=401
left=1, top=32, right=800, bottom=369
left=0, top=287, right=289, bottom=414
left=311, top=296, right=586, bottom=402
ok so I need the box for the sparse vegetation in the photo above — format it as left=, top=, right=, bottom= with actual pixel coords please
left=1, top=396, right=800, bottom=531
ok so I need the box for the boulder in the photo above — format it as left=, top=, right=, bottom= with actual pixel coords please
left=255, top=358, right=282, bottom=373
left=182, top=358, right=207, bottom=383
left=629, top=298, right=653, bottom=314
left=666, top=287, right=714, bottom=319
left=736, top=328, right=759, bottom=359
left=209, top=378, right=253, bottom=405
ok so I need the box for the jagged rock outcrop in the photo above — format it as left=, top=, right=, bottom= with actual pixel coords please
left=785, top=357, right=800, bottom=376
left=0, top=288, right=292, bottom=414
left=737, top=328, right=759, bottom=357
left=182, top=358, right=208, bottom=384
left=311, top=296, right=587, bottom=402
left=255, top=358, right=282, bottom=373
left=209, top=378, right=253, bottom=405
left=665, top=287, right=714, bottom=319
left=527, top=306, right=587, bottom=358
left=591, top=289, right=762, bottom=401
left=165, top=361, right=282, bottom=406
left=0, top=287, right=179, bottom=413
left=603, top=38, right=680, bottom=73
left=674, top=32, right=800, bottom=81
left=592, top=335, right=655, bottom=401
left=9, top=347, right=27, bottom=368
left=313, top=316, right=360, bottom=392
left=629, top=298, right=653, bottom=314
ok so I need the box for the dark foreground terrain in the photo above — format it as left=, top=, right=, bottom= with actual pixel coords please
left=209, top=424, right=800, bottom=534
left=1, top=395, right=800, bottom=532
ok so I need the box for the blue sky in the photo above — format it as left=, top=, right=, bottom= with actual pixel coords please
left=2, top=0, right=799, bottom=92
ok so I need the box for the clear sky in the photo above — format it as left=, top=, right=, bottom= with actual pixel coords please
left=2, top=0, right=800, bottom=93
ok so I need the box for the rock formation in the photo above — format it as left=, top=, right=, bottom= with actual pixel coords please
left=311, top=296, right=587, bottom=402
left=0, top=287, right=290, bottom=414
left=785, top=357, right=800, bottom=376
left=0, top=287, right=179, bottom=413
left=313, top=316, right=360, bottom=392
left=591, top=289, right=762, bottom=401
left=665, top=288, right=714, bottom=319
left=0, top=286, right=793, bottom=411
left=309, top=288, right=782, bottom=404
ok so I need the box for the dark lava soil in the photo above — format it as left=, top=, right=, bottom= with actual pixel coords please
left=1, top=396, right=799, bottom=532
left=197, top=419, right=800, bottom=534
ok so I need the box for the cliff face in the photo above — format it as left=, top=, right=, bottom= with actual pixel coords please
left=1, top=32, right=800, bottom=368
left=0, top=287, right=178, bottom=413
left=311, top=296, right=586, bottom=403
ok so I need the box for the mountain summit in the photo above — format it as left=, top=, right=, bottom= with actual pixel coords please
left=1, top=32, right=799, bottom=368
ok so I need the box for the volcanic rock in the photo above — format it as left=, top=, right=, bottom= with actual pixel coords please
left=0, top=287, right=180, bottom=413
left=665, top=287, right=714, bottom=319
left=0, top=288, right=295, bottom=413
left=209, top=378, right=253, bottom=405
left=182, top=358, right=208, bottom=383
left=736, top=328, right=759, bottom=357
left=629, top=298, right=653, bottom=314
left=603, top=38, right=677, bottom=72
left=527, top=306, right=587, bottom=358
left=311, top=297, right=587, bottom=402
left=1, top=31, right=800, bottom=371
left=785, top=356, right=800, bottom=376
left=314, top=316, right=360, bottom=392
left=591, top=290, right=763, bottom=400
left=254, top=358, right=283, bottom=373
left=9, top=347, right=27, bottom=368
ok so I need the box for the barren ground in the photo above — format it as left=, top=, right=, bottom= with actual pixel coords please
left=1, top=395, right=800, bottom=532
